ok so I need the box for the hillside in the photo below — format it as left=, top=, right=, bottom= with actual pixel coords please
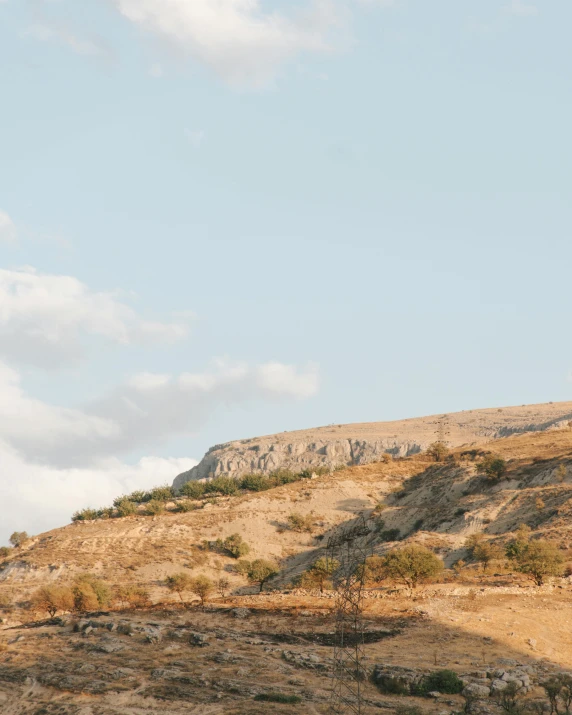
left=3, top=425, right=572, bottom=713
left=173, top=400, right=572, bottom=487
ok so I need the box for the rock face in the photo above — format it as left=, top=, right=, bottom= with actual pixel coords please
left=173, top=401, right=572, bottom=489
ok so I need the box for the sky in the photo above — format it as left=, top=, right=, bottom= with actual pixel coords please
left=1, top=0, right=571, bottom=545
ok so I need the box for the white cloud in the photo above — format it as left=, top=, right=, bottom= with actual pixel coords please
left=505, top=0, right=538, bottom=16
left=0, top=359, right=319, bottom=467
left=256, top=361, right=319, bottom=399
left=0, top=444, right=197, bottom=545
left=0, top=268, right=190, bottom=367
left=0, top=210, right=17, bottom=242
left=110, top=0, right=341, bottom=88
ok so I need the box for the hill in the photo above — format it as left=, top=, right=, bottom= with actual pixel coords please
left=2, top=420, right=572, bottom=713
left=173, top=400, right=572, bottom=488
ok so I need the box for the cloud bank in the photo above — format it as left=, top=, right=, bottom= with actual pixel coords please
left=0, top=359, right=319, bottom=467
left=0, top=267, right=189, bottom=367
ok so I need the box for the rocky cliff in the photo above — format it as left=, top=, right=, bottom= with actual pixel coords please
left=173, top=401, right=572, bottom=489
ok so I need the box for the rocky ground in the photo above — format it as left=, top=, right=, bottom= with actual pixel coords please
left=2, top=585, right=572, bottom=713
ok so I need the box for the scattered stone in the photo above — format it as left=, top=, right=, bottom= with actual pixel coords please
left=189, top=633, right=209, bottom=647
left=463, top=683, right=491, bottom=698
left=231, top=608, right=251, bottom=619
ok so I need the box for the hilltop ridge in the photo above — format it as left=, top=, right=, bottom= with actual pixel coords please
left=174, top=400, right=572, bottom=488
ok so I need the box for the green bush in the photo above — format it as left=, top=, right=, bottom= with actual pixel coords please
left=72, top=508, right=101, bottom=522
left=148, top=485, right=175, bottom=502
left=476, top=454, right=507, bottom=481
left=0, top=546, right=11, bottom=559
left=145, top=499, right=165, bottom=516
left=74, top=574, right=112, bottom=609
left=115, top=499, right=138, bottom=517
left=125, top=490, right=149, bottom=503
left=383, top=545, right=444, bottom=591
left=286, top=513, right=315, bottom=533
left=415, top=670, right=463, bottom=695
left=268, top=469, right=300, bottom=485
left=216, top=533, right=250, bottom=559
left=375, top=675, right=410, bottom=695
left=204, top=476, right=239, bottom=496
left=239, top=473, right=272, bottom=492
left=179, top=481, right=206, bottom=499
left=427, top=442, right=449, bottom=462
left=175, top=500, right=198, bottom=513
left=9, top=532, right=28, bottom=548
left=254, top=693, right=302, bottom=703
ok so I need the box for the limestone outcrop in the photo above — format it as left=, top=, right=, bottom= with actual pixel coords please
left=173, top=401, right=572, bottom=489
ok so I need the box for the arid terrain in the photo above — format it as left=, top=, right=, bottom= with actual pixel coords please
left=3, top=404, right=572, bottom=713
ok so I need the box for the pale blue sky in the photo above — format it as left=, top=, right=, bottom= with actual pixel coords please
left=0, top=0, right=571, bottom=541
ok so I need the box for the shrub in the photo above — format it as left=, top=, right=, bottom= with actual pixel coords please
left=217, top=576, right=230, bottom=598
left=416, top=670, right=463, bottom=695
left=114, top=584, right=150, bottom=609
left=115, top=499, right=138, bottom=517
left=476, top=454, right=507, bottom=481
left=74, top=574, right=111, bottom=609
left=165, top=572, right=192, bottom=601
left=204, top=476, right=239, bottom=496
left=375, top=674, right=410, bottom=695
left=145, top=499, right=165, bottom=516
left=236, top=559, right=279, bottom=592
left=9, top=532, right=28, bottom=548
left=286, top=512, right=315, bottom=533
left=30, top=585, right=74, bottom=617
left=175, top=500, right=198, bottom=513
left=179, top=481, right=206, bottom=499
left=216, top=533, right=250, bottom=559
left=125, top=490, right=149, bottom=503
left=72, top=508, right=101, bottom=522
left=505, top=524, right=532, bottom=560
left=72, top=583, right=100, bottom=612
left=188, top=575, right=213, bottom=609
left=0, top=547, right=12, bottom=559
left=148, top=485, right=175, bottom=502
left=427, top=442, right=449, bottom=462
left=269, top=469, right=300, bottom=485
left=364, top=555, right=386, bottom=585
left=299, top=557, right=339, bottom=592
left=254, top=693, right=302, bottom=703
left=383, top=545, right=444, bottom=591
left=507, top=538, right=563, bottom=586
left=239, top=473, right=272, bottom=492
left=465, top=533, right=503, bottom=571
